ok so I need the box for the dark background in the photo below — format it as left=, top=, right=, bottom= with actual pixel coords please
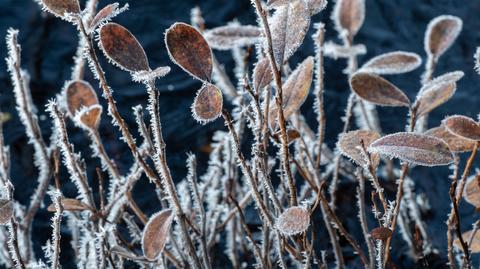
left=1, top=0, right=480, bottom=268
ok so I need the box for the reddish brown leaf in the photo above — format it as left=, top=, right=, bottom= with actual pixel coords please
left=464, top=174, right=480, bottom=208
left=418, top=71, right=464, bottom=96
left=370, top=227, right=393, bottom=240
left=192, top=83, right=223, bottom=124
left=272, top=128, right=301, bottom=145
left=361, top=51, right=422, bottom=75
left=65, top=80, right=99, bottom=117
left=89, top=3, right=127, bottom=32
left=276, top=206, right=310, bottom=236
left=77, top=105, right=102, bottom=130
left=0, top=199, right=13, bottom=225
left=333, top=0, right=365, bottom=40
left=99, top=23, right=150, bottom=72
left=425, top=126, right=476, bottom=153
left=350, top=72, right=410, bottom=107
left=41, top=0, right=80, bottom=17
left=338, top=130, right=381, bottom=168
left=425, top=15, right=462, bottom=60
left=165, top=23, right=213, bottom=82
left=252, top=58, right=273, bottom=91
left=443, top=115, right=480, bottom=141
left=454, top=229, right=480, bottom=253
left=414, top=82, right=456, bottom=118
left=142, top=209, right=174, bottom=261
left=204, top=24, right=261, bottom=50
left=47, top=198, right=90, bottom=212
left=307, top=0, right=328, bottom=15
left=368, top=132, right=454, bottom=166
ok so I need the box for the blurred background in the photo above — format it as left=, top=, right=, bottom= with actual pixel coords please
left=1, top=0, right=480, bottom=268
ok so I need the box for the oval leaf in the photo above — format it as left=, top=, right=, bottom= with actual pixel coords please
left=360, top=51, right=422, bottom=75
left=65, top=80, right=99, bottom=117
left=414, top=82, right=456, bottom=118
left=418, top=71, right=464, bottom=96
left=47, top=198, right=90, bottom=212
left=252, top=58, right=273, bottom=91
left=443, top=115, right=480, bottom=141
left=425, top=126, right=476, bottom=153
left=333, top=0, right=365, bottom=40
left=41, top=0, right=80, bottom=17
left=350, top=72, right=410, bottom=107
left=142, top=209, right=174, bottom=261
left=464, top=174, right=480, bottom=208
left=425, top=15, right=462, bottom=60
left=89, top=3, right=128, bottom=32
left=0, top=199, right=13, bottom=225
left=276, top=206, right=310, bottom=236
left=165, top=23, right=213, bottom=82
left=204, top=24, right=261, bottom=50
left=368, top=132, right=454, bottom=166
left=454, top=229, right=480, bottom=253
left=266, top=0, right=289, bottom=8
left=269, top=0, right=311, bottom=67
left=370, top=227, right=393, bottom=240
left=99, top=23, right=149, bottom=73
left=76, top=105, right=103, bottom=130
left=192, top=83, right=223, bottom=124
left=307, top=0, right=328, bottom=15
left=338, top=130, right=381, bottom=168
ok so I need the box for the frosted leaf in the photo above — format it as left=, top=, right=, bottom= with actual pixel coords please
left=204, top=23, right=262, bottom=50
left=252, top=58, right=273, bottom=91
left=306, top=0, right=328, bottom=15
left=276, top=206, right=310, bottom=236
left=350, top=72, right=410, bottom=107
left=425, top=126, right=476, bottom=153
left=165, top=22, right=213, bottom=82
left=131, top=66, right=171, bottom=83
left=332, top=0, right=365, bottom=40
left=414, top=82, right=456, bottom=118
left=269, top=57, right=314, bottom=129
left=40, top=0, right=80, bottom=18
left=142, top=209, right=174, bottom=261
left=47, top=198, right=90, bottom=212
left=370, top=227, right=393, bottom=240
left=368, top=132, right=454, bottom=167
left=111, top=246, right=145, bottom=261
left=475, top=47, right=480, bottom=75
left=192, top=83, right=223, bottom=124
left=64, top=80, right=99, bottom=117
left=418, top=71, right=464, bottom=96
left=360, top=51, right=422, bottom=75
left=99, top=23, right=150, bottom=72
left=323, top=41, right=367, bottom=59
left=454, top=229, right=480, bottom=253
left=266, top=0, right=289, bottom=8
left=337, top=130, right=380, bottom=168
left=0, top=199, right=13, bottom=225
left=425, top=15, right=462, bottom=61
left=464, top=175, right=480, bottom=208
left=269, top=0, right=311, bottom=67
left=443, top=115, right=480, bottom=141
left=75, top=105, right=103, bottom=130
left=272, top=128, right=301, bottom=145
left=88, top=3, right=129, bottom=33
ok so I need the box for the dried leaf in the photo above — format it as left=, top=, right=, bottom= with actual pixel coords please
left=443, top=115, right=480, bottom=141
left=360, top=51, right=422, bottom=75
left=204, top=24, right=262, bottom=50
left=99, top=23, right=150, bottom=72
left=165, top=22, right=213, bottom=82
left=266, top=0, right=289, bottom=8
left=306, top=0, right=328, bottom=15
left=132, top=66, right=171, bottom=83
left=454, top=229, right=480, bottom=253
left=269, top=57, right=314, bottom=128
left=350, top=72, right=410, bottom=107
left=323, top=41, right=367, bottom=59
left=368, top=132, right=454, bottom=166
left=77, top=105, right=103, bottom=130
left=370, top=227, right=393, bottom=240
left=425, top=15, right=462, bottom=60
left=142, top=209, right=174, bottom=261
left=47, top=198, right=90, bottom=212
left=41, top=0, right=80, bottom=17
left=89, top=3, right=129, bottom=32
left=272, top=128, right=301, bottom=144
left=269, top=0, right=311, bottom=67
left=252, top=58, right=273, bottom=91
left=418, top=71, right=464, bottom=96
left=333, top=0, right=365, bottom=40
left=338, top=130, right=381, bottom=168
left=65, top=80, right=99, bottom=117
left=276, top=206, right=310, bottom=236
left=414, top=82, right=456, bottom=118
left=192, top=83, right=223, bottom=124
left=111, top=246, right=146, bottom=261
left=0, top=199, right=13, bottom=225
left=425, top=126, right=476, bottom=153
left=464, top=174, right=480, bottom=208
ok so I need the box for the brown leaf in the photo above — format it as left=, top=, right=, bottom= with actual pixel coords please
left=0, top=199, right=13, bottom=225
left=99, top=23, right=149, bottom=72
left=269, top=57, right=314, bottom=128
left=464, top=174, right=480, bottom=208
left=368, top=132, right=454, bottom=166
left=370, top=227, right=393, bottom=240
left=77, top=105, right=102, bottom=130
left=266, top=0, right=289, bottom=8
left=418, top=71, right=464, bottom=96
left=142, top=209, right=174, bottom=261
left=41, top=0, right=80, bottom=17
left=272, top=128, right=301, bottom=144
left=204, top=24, right=261, bottom=50
left=454, top=229, right=480, bottom=253
left=360, top=51, right=422, bottom=75
left=425, top=15, right=462, bottom=60
left=306, top=0, right=328, bottom=15
left=65, top=80, right=99, bottom=117
left=269, top=0, right=311, bottom=67
left=333, top=0, right=365, bottom=40
left=443, top=115, right=480, bottom=141
left=338, top=130, right=381, bottom=168
left=252, top=58, right=273, bottom=91
left=47, top=198, right=90, bottom=212
left=414, top=82, right=456, bottom=118
left=350, top=72, right=410, bottom=107
left=276, top=206, right=310, bottom=236
left=192, top=83, right=223, bottom=124
left=165, top=23, right=213, bottom=82
left=89, top=3, right=127, bottom=32
left=425, top=126, right=476, bottom=153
